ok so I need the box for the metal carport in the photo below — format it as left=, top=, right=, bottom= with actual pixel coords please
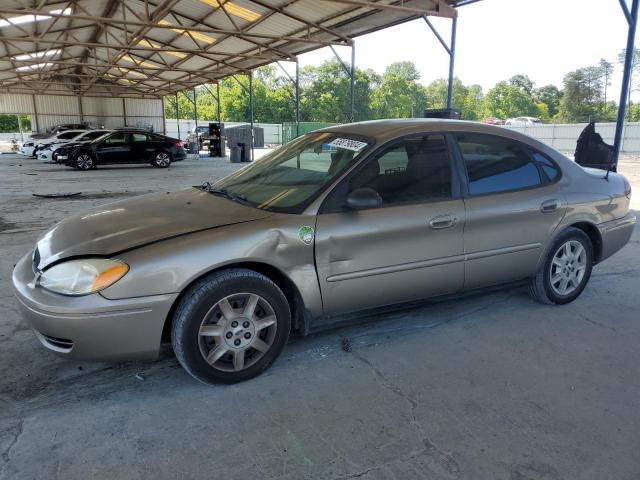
left=0, top=0, right=637, bottom=166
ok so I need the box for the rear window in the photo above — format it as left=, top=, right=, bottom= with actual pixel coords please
left=531, top=151, right=560, bottom=182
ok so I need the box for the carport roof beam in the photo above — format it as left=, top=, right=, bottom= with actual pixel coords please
left=0, top=0, right=467, bottom=97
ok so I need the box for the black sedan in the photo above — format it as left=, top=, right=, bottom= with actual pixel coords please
left=56, top=130, right=187, bottom=170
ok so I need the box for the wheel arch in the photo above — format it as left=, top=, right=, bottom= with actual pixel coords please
left=161, top=261, right=308, bottom=344
left=569, top=222, right=603, bottom=263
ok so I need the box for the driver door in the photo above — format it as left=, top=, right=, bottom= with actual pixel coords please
left=315, top=134, right=466, bottom=316
left=96, top=132, right=131, bottom=164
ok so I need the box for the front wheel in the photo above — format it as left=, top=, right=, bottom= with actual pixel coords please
left=74, top=153, right=95, bottom=170
left=171, top=269, right=291, bottom=384
left=528, top=227, right=593, bottom=305
left=152, top=151, right=171, bottom=168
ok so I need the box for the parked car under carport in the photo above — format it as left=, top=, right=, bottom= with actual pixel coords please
left=12, top=119, right=635, bottom=385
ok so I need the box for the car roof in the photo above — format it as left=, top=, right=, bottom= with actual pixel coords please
left=315, top=119, right=545, bottom=146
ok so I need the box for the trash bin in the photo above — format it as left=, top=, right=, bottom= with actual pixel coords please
left=230, top=146, right=242, bottom=163
left=237, top=142, right=249, bottom=162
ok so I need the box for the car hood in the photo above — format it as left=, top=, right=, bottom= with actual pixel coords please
left=34, top=188, right=272, bottom=269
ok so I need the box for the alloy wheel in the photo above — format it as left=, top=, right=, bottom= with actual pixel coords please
left=198, top=293, right=277, bottom=372
left=549, top=240, right=587, bottom=296
left=155, top=152, right=170, bottom=167
left=76, top=154, right=93, bottom=169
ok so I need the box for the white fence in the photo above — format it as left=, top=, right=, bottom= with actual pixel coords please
left=503, top=122, right=640, bottom=153
left=164, top=119, right=283, bottom=145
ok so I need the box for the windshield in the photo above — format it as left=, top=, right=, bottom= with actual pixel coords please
left=211, top=132, right=372, bottom=213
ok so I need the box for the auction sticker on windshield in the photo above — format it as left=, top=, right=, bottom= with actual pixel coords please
left=327, top=138, right=368, bottom=152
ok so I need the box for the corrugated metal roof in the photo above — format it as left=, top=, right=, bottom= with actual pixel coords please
left=0, top=0, right=468, bottom=98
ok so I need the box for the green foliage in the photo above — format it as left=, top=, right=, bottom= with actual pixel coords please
left=300, top=60, right=377, bottom=122
left=0, top=114, right=32, bottom=133
left=534, top=85, right=562, bottom=119
left=161, top=55, right=639, bottom=127
left=484, top=81, right=538, bottom=119
left=371, top=61, right=427, bottom=119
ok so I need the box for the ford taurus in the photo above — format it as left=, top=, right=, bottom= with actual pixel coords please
left=12, top=120, right=635, bottom=384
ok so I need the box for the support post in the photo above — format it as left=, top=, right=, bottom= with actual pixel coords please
left=193, top=88, right=198, bottom=129
left=17, top=114, right=23, bottom=143
left=614, top=0, right=639, bottom=167
left=447, top=16, right=458, bottom=110
left=249, top=71, right=254, bottom=162
left=161, top=95, right=166, bottom=134
left=217, top=82, right=221, bottom=122
left=350, top=40, right=356, bottom=122
left=295, top=58, right=300, bottom=137
left=122, top=97, right=127, bottom=127
left=175, top=92, right=180, bottom=140
left=78, top=96, right=84, bottom=123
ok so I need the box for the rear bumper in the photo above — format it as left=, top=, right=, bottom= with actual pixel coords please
left=598, top=212, right=636, bottom=262
left=12, top=253, right=177, bottom=362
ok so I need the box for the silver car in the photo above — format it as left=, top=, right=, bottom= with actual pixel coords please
left=12, top=120, right=635, bottom=384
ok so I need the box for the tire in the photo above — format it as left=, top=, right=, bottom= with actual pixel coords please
left=74, top=152, right=95, bottom=170
left=152, top=150, right=171, bottom=168
left=171, top=268, right=291, bottom=385
left=528, top=227, right=594, bottom=305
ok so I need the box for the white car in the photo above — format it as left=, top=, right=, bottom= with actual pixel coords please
left=38, top=130, right=111, bottom=162
left=21, top=130, right=87, bottom=157
left=504, top=117, right=543, bottom=127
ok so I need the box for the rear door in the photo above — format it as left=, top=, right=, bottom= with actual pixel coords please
left=454, top=133, right=566, bottom=290
left=315, top=134, right=466, bottom=316
left=95, top=132, right=131, bottom=164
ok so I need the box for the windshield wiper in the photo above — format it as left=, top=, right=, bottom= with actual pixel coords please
left=200, top=182, right=248, bottom=204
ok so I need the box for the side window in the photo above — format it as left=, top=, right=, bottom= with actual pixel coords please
left=58, top=131, right=79, bottom=139
left=456, top=134, right=542, bottom=195
left=530, top=151, right=560, bottom=182
left=327, top=134, right=452, bottom=209
left=132, top=133, right=148, bottom=142
left=103, top=132, right=128, bottom=144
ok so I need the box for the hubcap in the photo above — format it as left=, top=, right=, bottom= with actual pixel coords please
left=156, top=153, right=170, bottom=167
left=549, top=240, right=587, bottom=296
left=198, top=293, right=277, bottom=372
left=77, top=154, right=92, bottom=169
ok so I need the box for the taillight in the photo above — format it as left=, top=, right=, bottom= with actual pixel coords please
left=623, top=177, right=632, bottom=199
left=175, top=140, right=184, bottom=148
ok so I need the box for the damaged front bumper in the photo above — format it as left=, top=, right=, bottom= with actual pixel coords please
left=12, top=253, right=177, bottom=361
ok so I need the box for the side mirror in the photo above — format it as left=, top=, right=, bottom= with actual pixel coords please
left=345, top=187, right=383, bottom=210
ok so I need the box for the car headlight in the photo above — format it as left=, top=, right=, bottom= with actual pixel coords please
left=39, top=258, right=129, bottom=296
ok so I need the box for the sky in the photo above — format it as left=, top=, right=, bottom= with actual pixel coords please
left=294, top=0, right=633, bottom=97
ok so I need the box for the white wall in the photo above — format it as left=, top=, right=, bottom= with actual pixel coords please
left=164, top=119, right=283, bottom=145
left=503, top=122, right=640, bottom=153
left=0, top=93, right=164, bottom=134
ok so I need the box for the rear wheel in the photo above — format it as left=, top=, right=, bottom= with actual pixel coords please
left=74, top=153, right=95, bottom=170
left=152, top=151, right=171, bottom=168
left=528, top=227, right=593, bottom=305
left=171, top=269, right=291, bottom=384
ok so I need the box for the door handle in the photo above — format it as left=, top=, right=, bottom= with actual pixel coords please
left=429, top=214, right=458, bottom=230
left=540, top=199, right=559, bottom=213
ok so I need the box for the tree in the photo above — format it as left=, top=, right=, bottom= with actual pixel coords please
left=558, top=66, right=607, bottom=122
left=424, top=78, right=484, bottom=120
left=370, top=61, right=427, bottom=119
left=617, top=47, right=640, bottom=119
left=599, top=58, right=614, bottom=107
left=301, top=60, right=377, bottom=123
left=534, top=85, right=562, bottom=119
left=484, top=81, right=538, bottom=119
left=509, top=74, right=535, bottom=95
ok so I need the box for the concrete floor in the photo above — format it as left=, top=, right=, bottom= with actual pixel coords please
left=1, top=152, right=639, bottom=480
